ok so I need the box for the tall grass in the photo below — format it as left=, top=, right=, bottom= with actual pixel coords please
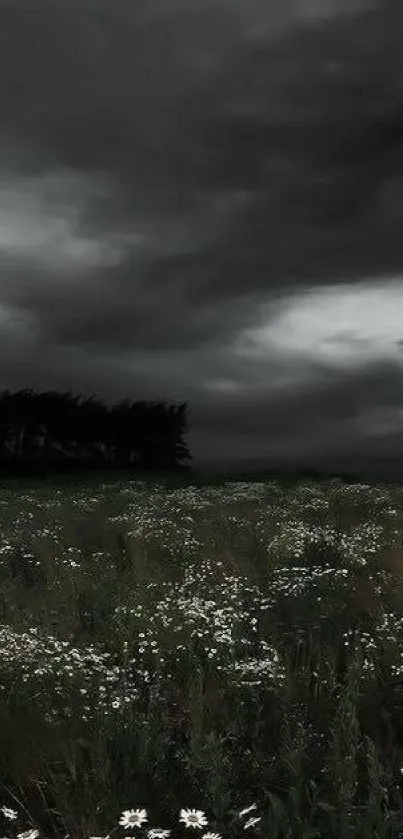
left=1, top=473, right=403, bottom=838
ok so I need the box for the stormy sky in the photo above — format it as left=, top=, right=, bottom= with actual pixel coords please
left=1, top=0, right=403, bottom=478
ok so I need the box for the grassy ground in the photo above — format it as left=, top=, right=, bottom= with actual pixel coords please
left=2, top=471, right=403, bottom=838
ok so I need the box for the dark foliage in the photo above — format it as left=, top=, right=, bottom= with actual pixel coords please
left=0, top=388, right=192, bottom=481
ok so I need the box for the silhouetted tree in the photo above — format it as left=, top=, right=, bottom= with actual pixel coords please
left=0, top=387, right=192, bottom=477
left=135, top=401, right=191, bottom=471
left=0, top=389, right=39, bottom=460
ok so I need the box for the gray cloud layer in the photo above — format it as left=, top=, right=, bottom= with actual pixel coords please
left=1, top=0, right=403, bottom=477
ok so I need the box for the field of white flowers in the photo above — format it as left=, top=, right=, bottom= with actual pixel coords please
left=1, top=471, right=403, bottom=839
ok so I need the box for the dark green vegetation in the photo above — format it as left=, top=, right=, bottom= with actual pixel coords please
left=2, top=472, right=403, bottom=839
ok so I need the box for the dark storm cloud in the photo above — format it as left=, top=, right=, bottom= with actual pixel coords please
left=189, top=358, right=403, bottom=435
left=1, top=0, right=403, bottom=474
left=2, top=0, right=403, bottom=297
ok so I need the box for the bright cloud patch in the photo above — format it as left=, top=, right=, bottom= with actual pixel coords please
left=0, top=170, right=138, bottom=271
left=233, top=279, right=403, bottom=369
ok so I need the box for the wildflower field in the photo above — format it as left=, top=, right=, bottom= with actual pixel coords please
left=2, top=469, right=403, bottom=839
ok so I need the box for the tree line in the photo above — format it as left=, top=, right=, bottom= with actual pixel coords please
left=0, top=388, right=192, bottom=476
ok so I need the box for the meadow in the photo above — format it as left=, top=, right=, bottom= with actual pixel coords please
left=2, top=468, right=403, bottom=839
